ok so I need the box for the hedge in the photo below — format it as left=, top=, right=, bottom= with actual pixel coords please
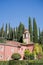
left=0, top=60, right=43, bottom=65
left=0, top=61, right=9, bottom=65
left=9, top=60, right=43, bottom=65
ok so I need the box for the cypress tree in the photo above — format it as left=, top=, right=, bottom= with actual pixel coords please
left=39, top=28, right=41, bottom=44
left=39, top=30, right=43, bottom=44
left=13, top=28, right=15, bottom=40
left=33, top=18, right=38, bottom=43
left=5, top=23, right=8, bottom=38
left=28, top=17, right=33, bottom=41
left=17, top=22, right=25, bottom=43
left=13, top=27, right=18, bottom=41
left=9, top=23, right=10, bottom=39
left=1, top=24, right=4, bottom=37
left=5, top=24, right=7, bottom=34
left=9, top=28, right=13, bottom=40
left=15, top=27, right=18, bottom=41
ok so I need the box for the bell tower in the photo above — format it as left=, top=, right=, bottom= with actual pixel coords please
left=23, top=29, right=30, bottom=44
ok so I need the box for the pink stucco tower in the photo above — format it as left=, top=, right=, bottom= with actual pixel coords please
left=23, top=29, right=30, bottom=44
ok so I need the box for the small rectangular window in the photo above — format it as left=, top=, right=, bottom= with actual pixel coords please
left=24, top=33, right=26, bottom=38
left=26, top=34, right=28, bottom=38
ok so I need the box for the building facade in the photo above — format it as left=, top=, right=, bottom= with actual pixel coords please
left=0, top=29, right=34, bottom=61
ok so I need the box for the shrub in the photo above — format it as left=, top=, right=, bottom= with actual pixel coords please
left=37, top=52, right=43, bottom=59
left=42, top=45, right=43, bottom=52
left=0, top=37, right=6, bottom=43
left=33, top=43, right=43, bottom=59
left=29, top=53, right=34, bottom=60
left=24, top=49, right=30, bottom=60
left=11, top=53, right=21, bottom=60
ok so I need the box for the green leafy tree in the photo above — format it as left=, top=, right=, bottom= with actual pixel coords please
left=42, top=45, right=43, bottom=52
left=39, top=31, right=43, bottom=44
left=0, top=29, right=1, bottom=37
left=5, top=23, right=9, bottom=39
left=15, top=27, right=18, bottom=41
left=11, top=53, right=21, bottom=60
left=7, top=27, right=13, bottom=40
left=13, top=28, right=16, bottom=40
left=28, top=17, right=33, bottom=41
left=38, top=28, right=41, bottom=44
left=9, top=23, right=11, bottom=39
left=10, top=28, right=13, bottom=40
left=33, top=43, right=42, bottom=59
left=0, top=24, right=5, bottom=43
left=13, top=27, right=18, bottom=41
left=1, top=24, right=4, bottom=37
left=5, top=23, right=13, bottom=40
left=29, top=53, right=34, bottom=60
left=33, top=18, right=38, bottom=43
left=17, top=22, right=25, bottom=43
left=24, top=49, right=30, bottom=60
left=5, top=23, right=7, bottom=35
left=24, top=49, right=34, bottom=60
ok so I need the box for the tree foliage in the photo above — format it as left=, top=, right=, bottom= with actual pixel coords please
left=24, top=49, right=30, bottom=59
left=33, top=43, right=42, bottom=59
left=33, top=44, right=42, bottom=55
left=5, top=23, right=9, bottom=39
left=33, top=18, right=38, bottom=43
left=24, top=49, right=34, bottom=60
left=0, top=18, right=43, bottom=45
left=17, top=22, right=25, bottom=43
left=11, top=53, right=21, bottom=60
left=39, top=31, right=43, bottom=44
left=28, top=17, right=33, bottom=41
left=0, top=24, right=4, bottom=37
left=38, top=28, right=40, bottom=43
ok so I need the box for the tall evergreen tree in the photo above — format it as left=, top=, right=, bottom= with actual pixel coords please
left=8, top=24, right=14, bottom=40
left=28, top=17, right=33, bottom=41
left=13, top=27, right=17, bottom=41
left=1, top=24, right=4, bottom=37
left=0, top=29, right=1, bottom=37
left=5, top=24, right=7, bottom=34
left=15, top=27, right=18, bottom=41
left=39, top=31, right=43, bottom=44
left=9, top=23, right=10, bottom=39
left=5, top=23, right=9, bottom=39
left=13, top=28, right=15, bottom=40
left=33, top=18, right=38, bottom=43
left=38, top=28, right=41, bottom=44
left=9, top=28, right=13, bottom=40
left=17, top=22, right=25, bottom=43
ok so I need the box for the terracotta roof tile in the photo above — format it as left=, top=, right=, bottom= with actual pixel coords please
left=0, top=41, right=34, bottom=46
left=6, top=41, right=21, bottom=47
left=0, top=41, right=21, bottom=47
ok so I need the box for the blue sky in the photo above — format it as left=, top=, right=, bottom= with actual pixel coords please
left=0, top=0, right=43, bottom=31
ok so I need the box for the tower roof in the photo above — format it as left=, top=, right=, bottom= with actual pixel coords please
left=23, top=29, right=29, bottom=34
